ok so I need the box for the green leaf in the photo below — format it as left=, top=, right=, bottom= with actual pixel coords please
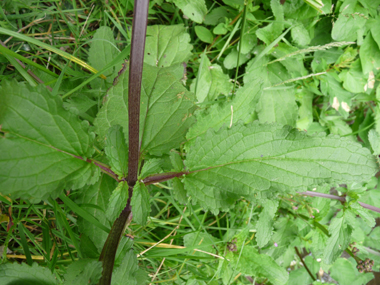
left=0, top=81, right=98, bottom=201
left=320, top=73, right=353, bottom=118
left=296, top=88, right=314, bottom=130
left=184, top=122, right=377, bottom=213
left=341, top=60, right=367, bottom=93
left=330, top=258, right=374, bottom=285
left=370, top=17, right=380, bottom=48
left=88, top=26, right=118, bottom=89
left=171, top=0, right=207, bottom=23
left=106, top=182, right=129, bottom=223
left=349, top=204, right=375, bottom=228
left=0, top=262, right=58, bottom=285
left=131, top=183, right=150, bottom=226
left=323, top=213, right=352, bottom=264
left=331, top=2, right=367, bottom=42
left=63, top=259, right=102, bottom=285
left=223, top=0, right=244, bottom=6
left=256, top=0, right=284, bottom=45
left=360, top=33, right=380, bottom=75
left=144, top=25, right=193, bottom=68
left=238, top=246, right=288, bottom=285
left=257, top=88, right=298, bottom=127
left=194, top=26, right=214, bottom=43
left=63, top=96, right=97, bottom=115
left=223, top=48, right=252, bottom=69
left=183, top=232, right=218, bottom=257
left=112, top=249, right=146, bottom=285
left=271, top=43, right=308, bottom=77
left=105, top=125, right=128, bottom=178
left=291, top=21, right=311, bottom=46
left=249, top=58, right=298, bottom=127
left=76, top=174, right=117, bottom=252
left=286, top=268, right=313, bottom=285
left=272, top=217, right=298, bottom=248
left=171, top=177, right=188, bottom=204
left=213, top=23, right=229, bottom=35
left=256, top=200, right=279, bottom=248
left=368, top=129, right=380, bottom=155
left=95, top=64, right=195, bottom=156
left=238, top=32, right=257, bottom=54
left=191, top=54, right=232, bottom=103
left=186, top=58, right=265, bottom=141
left=204, top=6, right=238, bottom=26
left=139, top=158, right=163, bottom=179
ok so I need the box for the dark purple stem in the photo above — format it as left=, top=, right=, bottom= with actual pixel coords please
left=298, top=191, right=380, bottom=214
left=142, top=171, right=189, bottom=185
left=294, top=247, right=316, bottom=281
left=98, top=1, right=149, bottom=284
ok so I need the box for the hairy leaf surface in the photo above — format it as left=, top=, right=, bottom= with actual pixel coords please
left=106, top=181, right=129, bottom=223
left=0, top=262, right=58, bottom=285
left=184, top=122, right=377, bottom=213
left=95, top=64, right=195, bottom=156
left=186, top=77, right=263, bottom=141
left=256, top=200, right=279, bottom=248
left=131, top=183, right=150, bottom=226
left=0, top=81, right=97, bottom=201
left=63, top=259, right=102, bottom=285
left=238, top=246, right=288, bottom=285
left=144, top=25, right=192, bottom=67
left=323, top=213, right=352, bottom=264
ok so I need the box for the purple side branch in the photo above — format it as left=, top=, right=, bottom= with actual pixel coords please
left=298, top=191, right=380, bottom=214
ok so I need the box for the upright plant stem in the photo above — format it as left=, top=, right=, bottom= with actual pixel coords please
left=98, top=1, right=149, bottom=284
left=294, top=247, right=316, bottom=281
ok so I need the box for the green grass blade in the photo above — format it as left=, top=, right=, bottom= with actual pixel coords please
left=0, top=27, right=105, bottom=78
left=61, top=46, right=130, bottom=99
left=59, top=193, right=110, bottom=233
left=18, top=223, right=33, bottom=265
left=0, top=44, right=59, bottom=78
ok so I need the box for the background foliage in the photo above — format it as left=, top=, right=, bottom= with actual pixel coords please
left=1, top=0, right=380, bottom=284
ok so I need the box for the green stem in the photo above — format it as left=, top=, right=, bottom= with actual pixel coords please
left=233, top=1, right=249, bottom=94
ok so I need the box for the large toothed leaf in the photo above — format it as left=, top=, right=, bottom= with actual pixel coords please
left=144, top=25, right=193, bottom=68
left=323, top=212, right=352, bottom=264
left=184, top=122, right=377, bottom=213
left=0, top=262, right=58, bottom=285
left=246, top=57, right=298, bottom=127
left=105, top=181, right=129, bottom=223
left=186, top=76, right=263, bottom=142
left=0, top=81, right=98, bottom=201
left=131, top=182, right=150, bottom=226
left=95, top=64, right=195, bottom=156
left=256, top=200, right=279, bottom=248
